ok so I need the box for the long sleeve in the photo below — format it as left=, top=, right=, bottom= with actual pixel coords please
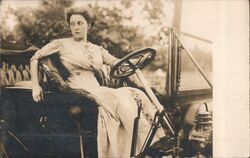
left=100, top=46, right=118, bottom=66
left=30, top=39, right=62, bottom=61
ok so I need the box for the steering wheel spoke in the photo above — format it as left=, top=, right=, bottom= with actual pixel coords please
left=129, top=54, right=144, bottom=68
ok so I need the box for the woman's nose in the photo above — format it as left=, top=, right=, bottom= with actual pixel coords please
left=71, top=23, right=79, bottom=29
left=74, top=24, right=80, bottom=29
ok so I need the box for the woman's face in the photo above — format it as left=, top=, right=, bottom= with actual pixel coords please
left=70, top=14, right=89, bottom=41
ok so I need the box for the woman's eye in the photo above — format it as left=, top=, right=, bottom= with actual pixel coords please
left=78, top=21, right=83, bottom=25
left=70, top=23, right=75, bottom=26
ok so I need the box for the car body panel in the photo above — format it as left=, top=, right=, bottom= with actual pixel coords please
left=1, top=88, right=98, bottom=157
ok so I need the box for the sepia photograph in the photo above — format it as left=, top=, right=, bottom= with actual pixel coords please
left=0, top=0, right=248, bottom=157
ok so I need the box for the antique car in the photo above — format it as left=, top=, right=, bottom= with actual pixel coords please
left=0, top=28, right=212, bottom=158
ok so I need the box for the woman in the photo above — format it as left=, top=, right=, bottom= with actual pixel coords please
left=31, top=7, right=164, bottom=157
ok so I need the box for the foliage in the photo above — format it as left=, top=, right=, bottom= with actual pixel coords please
left=1, top=0, right=169, bottom=69
left=0, top=6, right=25, bottom=45
left=87, top=3, right=137, bottom=58
left=13, top=0, right=74, bottom=47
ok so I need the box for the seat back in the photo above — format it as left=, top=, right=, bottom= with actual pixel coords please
left=39, top=54, right=70, bottom=91
left=0, top=62, right=31, bottom=87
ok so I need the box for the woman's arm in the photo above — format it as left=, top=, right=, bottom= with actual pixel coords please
left=100, top=46, right=119, bottom=66
left=30, top=40, right=62, bottom=102
left=30, top=58, right=44, bottom=102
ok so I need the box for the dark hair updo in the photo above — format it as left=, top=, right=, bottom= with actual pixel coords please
left=65, top=7, right=95, bottom=27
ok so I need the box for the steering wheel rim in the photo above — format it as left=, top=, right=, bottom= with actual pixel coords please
left=110, top=48, right=156, bottom=79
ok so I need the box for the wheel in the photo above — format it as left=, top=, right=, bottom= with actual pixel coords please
left=110, top=48, right=156, bottom=79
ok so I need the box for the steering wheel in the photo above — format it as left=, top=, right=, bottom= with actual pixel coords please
left=110, top=48, right=156, bottom=79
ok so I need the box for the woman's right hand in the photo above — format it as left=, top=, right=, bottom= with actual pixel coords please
left=32, top=85, right=44, bottom=102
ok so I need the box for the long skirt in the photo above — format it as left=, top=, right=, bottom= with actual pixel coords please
left=84, top=86, right=165, bottom=158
